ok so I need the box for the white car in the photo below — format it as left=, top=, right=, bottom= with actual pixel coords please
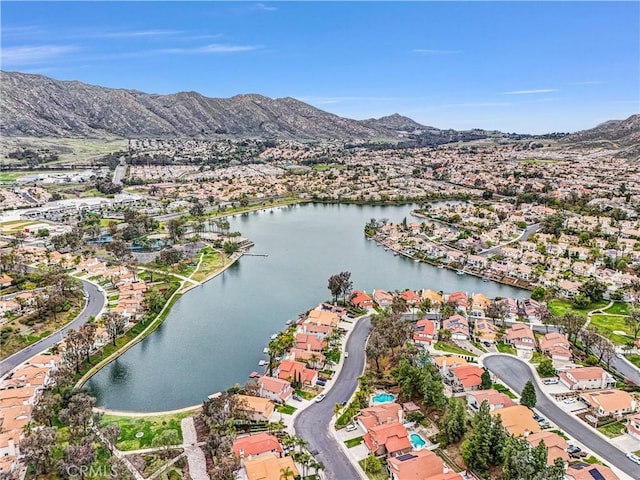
left=627, top=453, right=640, bottom=465
left=345, top=424, right=357, bottom=432
left=315, top=393, right=326, bottom=403
left=344, top=352, right=349, bottom=358
left=563, top=397, right=577, bottom=404
left=542, top=378, right=559, bottom=385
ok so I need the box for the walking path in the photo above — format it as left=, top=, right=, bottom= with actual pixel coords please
left=181, top=416, right=210, bottom=480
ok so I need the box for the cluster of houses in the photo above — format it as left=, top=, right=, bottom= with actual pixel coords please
left=0, top=353, right=60, bottom=476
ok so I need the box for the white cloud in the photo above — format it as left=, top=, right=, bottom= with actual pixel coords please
left=253, top=3, right=277, bottom=12
left=1, top=44, right=80, bottom=66
left=412, top=49, right=462, bottom=55
left=503, top=89, right=559, bottom=95
left=104, top=29, right=183, bottom=38
left=159, top=43, right=260, bottom=55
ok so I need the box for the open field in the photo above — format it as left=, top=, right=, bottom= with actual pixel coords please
left=102, top=412, right=193, bottom=451
left=548, top=299, right=609, bottom=317
left=589, top=314, right=633, bottom=345
left=0, top=172, right=21, bottom=182
left=0, top=136, right=126, bottom=165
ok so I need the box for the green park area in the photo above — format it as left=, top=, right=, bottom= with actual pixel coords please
left=102, top=411, right=193, bottom=451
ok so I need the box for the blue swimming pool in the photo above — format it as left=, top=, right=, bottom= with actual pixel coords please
left=371, top=392, right=395, bottom=404
left=410, top=433, right=426, bottom=449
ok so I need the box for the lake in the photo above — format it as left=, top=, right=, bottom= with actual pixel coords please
left=86, top=203, right=527, bottom=412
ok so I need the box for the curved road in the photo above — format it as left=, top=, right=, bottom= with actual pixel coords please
left=0, top=279, right=105, bottom=378
left=484, top=355, right=640, bottom=480
left=294, top=316, right=372, bottom=480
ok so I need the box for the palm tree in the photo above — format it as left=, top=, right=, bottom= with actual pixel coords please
left=279, top=466, right=295, bottom=480
left=334, top=402, right=343, bottom=419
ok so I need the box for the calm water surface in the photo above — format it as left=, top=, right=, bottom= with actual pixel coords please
left=87, top=203, right=527, bottom=412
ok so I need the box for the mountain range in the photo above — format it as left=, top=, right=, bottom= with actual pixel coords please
left=1, top=71, right=638, bottom=150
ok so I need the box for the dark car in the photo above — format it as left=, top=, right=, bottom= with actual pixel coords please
left=316, top=379, right=327, bottom=387
left=292, top=394, right=302, bottom=401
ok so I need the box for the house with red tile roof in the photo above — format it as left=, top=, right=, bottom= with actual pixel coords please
left=505, top=323, right=536, bottom=351
left=498, top=298, right=518, bottom=321
left=566, top=463, right=619, bottom=480
left=441, top=315, right=469, bottom=340
left=626, top=413, right=640, bottom=441
left=232, top=432, right=283, bottom=459
left=580, top=389, right=637, bottom=418
left=350, top=290, right=374, bottom=308
left=0, top=274, right=13, bottom=287
left=526, top=431, right=569, bottom=466
left=294, top=333, right=325, bottom=352
left=275, top=360, right=317, bottom=386
left=372, top=289, right=393, bottom=307
left=306, top=309, right=340, bottom=327
left=388, top=449, right=463, bottom=480
left=363, top=422, right=412, bottom=458
left=539, top=332, right=572, bottom=361
left=298, top=322, right=332, bottom=338
left=559, top=367, right=615, bottom=390
left=357, top=403, right=404, bottom=432
left=473, top=319, right=499, bottom=344
left=466, top=389, right=515, bottom=411
left=446, top=291, right=468, bottom=310
left=413, top=319, right=436, bottom=346
left=399, top=290, right=420, bottom=306
left=287, top=349, right=325, bottom=369
left=256, top=376, right=293, bottom=404
left=448, top=365, right=484, bottom=392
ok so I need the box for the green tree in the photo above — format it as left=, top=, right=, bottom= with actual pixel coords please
left=480, top=369, right=492, bottom=389
left=531, top=286, right=546, bottom=301
left=579, top=278, right=607, bottom=303
left=537, top=357, right=556, bottom=378
left=625, top=306, right=640, bottom=340
left=442, top=397, right=467, bottom=445
left=461, top=400, right=493, bottom=474
left=520, top=381, right=537, bottom=408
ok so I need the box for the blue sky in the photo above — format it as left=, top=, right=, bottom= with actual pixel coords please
left=2, top=1, right=639, bottom=134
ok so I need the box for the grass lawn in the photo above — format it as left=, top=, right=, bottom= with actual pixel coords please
left=294, top=389, right=315, bottom=401
left=275, top=404, right=297, bottom=415
left=345, top=436, right=363, bottom=448
left=471, top=340, right=488, bottom=353
left=493, top=383, right=517, bottom=399
left=589, top=314, right=633, bottom=345
left=190, top=248, right=228, bottom=283
left=549, top=299, right=608, bottom=317
left=597, top=422, right=626, bottom=438
left=603, top=302, right=630, bottom=316
left=100, top=218, right=122, bottom=227
left=102, top=412, right=193, bottom=451
left=434, top=341, right=477, bottom=356
left=0, top=172, right=21, bottom=182
left=529, top=351, right=547, bottom=364
left=550, top=429, right=569, bottom=440
left=358, top=458, right=388, bottom=480
left=496, top=342, right=517, bottom=355
left=626, top=354, right=640, bottom=368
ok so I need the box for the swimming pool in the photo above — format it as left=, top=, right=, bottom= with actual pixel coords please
left=371, top=392, right=396, bottom=404
left=410, top=432, right=427, bottom=450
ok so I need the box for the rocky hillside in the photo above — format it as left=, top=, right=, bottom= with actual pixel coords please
left=361, top=113, right=432, bottom=134
left=0, top=71, right=398, bottom=140
left=560, top=114, right=640, bottom=158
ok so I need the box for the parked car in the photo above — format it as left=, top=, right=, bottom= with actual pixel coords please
left=542, top=378, right=559, bottom=385
left=344, top=352, right=349, bottom=358
left=345, top=424, right=357, bottom=432
left=292, top=394, right=302, bottom=402
left=563, top=397, right=577, bottom=404
left=316, top=379, right=327, bottom=387
left=533, top=413, right=543, bottom=422
left=627, top=453, right=640, bottom=465
left=315, top=393, right=326, bottom=403
left=567, top=445, right=581, bottom=455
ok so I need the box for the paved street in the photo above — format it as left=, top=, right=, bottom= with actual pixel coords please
left=294, top=316, right=372, bottom=480
left=483, top=355, right=640, bottom=480
left=0, top=279, right=106, bottom=378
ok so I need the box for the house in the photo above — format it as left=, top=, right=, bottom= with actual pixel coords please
left=493, top=405, right=540, bottom=437
left=298, top=322, right=332, bottom=339
left=256, top=376, right=293, bottom=404
left=431, top=356, right=468, bottom=374
left=350, top=290, right=373, bottom=308
left=388, top=449, right=463, bottom=480
left=242, top=453, right=298, bottom=480
left=287, top=349, right=325, bottom=369
left=441, top=315, right=469, bottom=340
left=466, top=254, right=488, bottom=269
left=363, top=422, right=412, bottom=457
left=0, top=274, right=13, bottom=287
left=0, top=300, right=19, bottom=315
left=1, top=365, right=50, bottom=391
left=473, top=319, right=499, bottom=344
left=559, top=367, right=616, bottom=391
left=275, top=360, right=318, bottom=386
left=413, top=319, right=436, bottom=346
left=232, top=433, right=283, bottom=459
left=294, top=333, right=325, bottom=352
left=504, top=323, right=536, bottom=351
left=421, top=289, right=442, bottom=308
left=358, top=403, right=404, bottom=432
left=470, top=293, right=491, bottom=317
left=399, top=290, right=421, bottom=306
left=466, top=389, right=515, bottom=411
left=497, top=298, right=518, bottom=321
left=446, top=291, right=468, bottom=310
left=626, top=413, right=640, bottom=441
left=306, top=309, right=340, bottom=327
left=448, top=365, right=485, bottom=392
left=372, top=289, right=393, bottom=307
left=539, top=332, right=572, bottom=361
left=580, top=390, right=637, bottom=418
left=565, top=463, right=619, bottom=480
left=525, top=431, right=569, bottom=465
left=235, top=395, right=274, bottom=422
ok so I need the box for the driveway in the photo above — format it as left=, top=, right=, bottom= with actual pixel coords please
left=483, top=355, right=640, bottom=479
left=0, top=279, right=106, bottom=378
left=294, top=316, right=371, bottom=480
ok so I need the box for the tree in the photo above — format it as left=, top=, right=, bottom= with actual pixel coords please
left=339, top=271, right=353, bottom=304
left=580, top=325, right=600, bottom=355
left=537, top=358, right=556, bottom=378
left=557, top=312, right=586, bottom=343
left=365, top=330, right=387, bottom=373
left=166, top=219, right=185, bottom=243
left=20, top=427, right=58, bottom=475
left=108, top=457, right=134, bottom=480
left=442, top=397, right=467, bottom=445
left=531, top=286, right=546, bottom=301
left=626, top=306, right=640, bottom=340
left=393, top=358, right=421, bottom=399
left=223, top=241, right=240, bottom=256
left=461, top=400, right=493, bottom=474
left=189, top=200, right=205, bottom=217
left=102, top=424, right=121, bottom=454
left=31, top=392, right=61, bottom=427
left=480, top=369, right=492, bottom=390
left=158, top=247, right=183, bottom=266
left=363, top=454, right=382, bottom=474
left=521, top=381, right=537, bottom=408
left=596, top=337, right=616, bottom=366
left=580, top=278, right=607, bottom=303
left=105, top=240, right=129, bottom=260
left=59, top=392, right=97, bottom=441
left=103, top=312, right=127, bottom=346
left=327, top=274, right=342, bottom=304
left=151, top=429, right=180, bottom=449
left=57, top=441, right=95, bottom=480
